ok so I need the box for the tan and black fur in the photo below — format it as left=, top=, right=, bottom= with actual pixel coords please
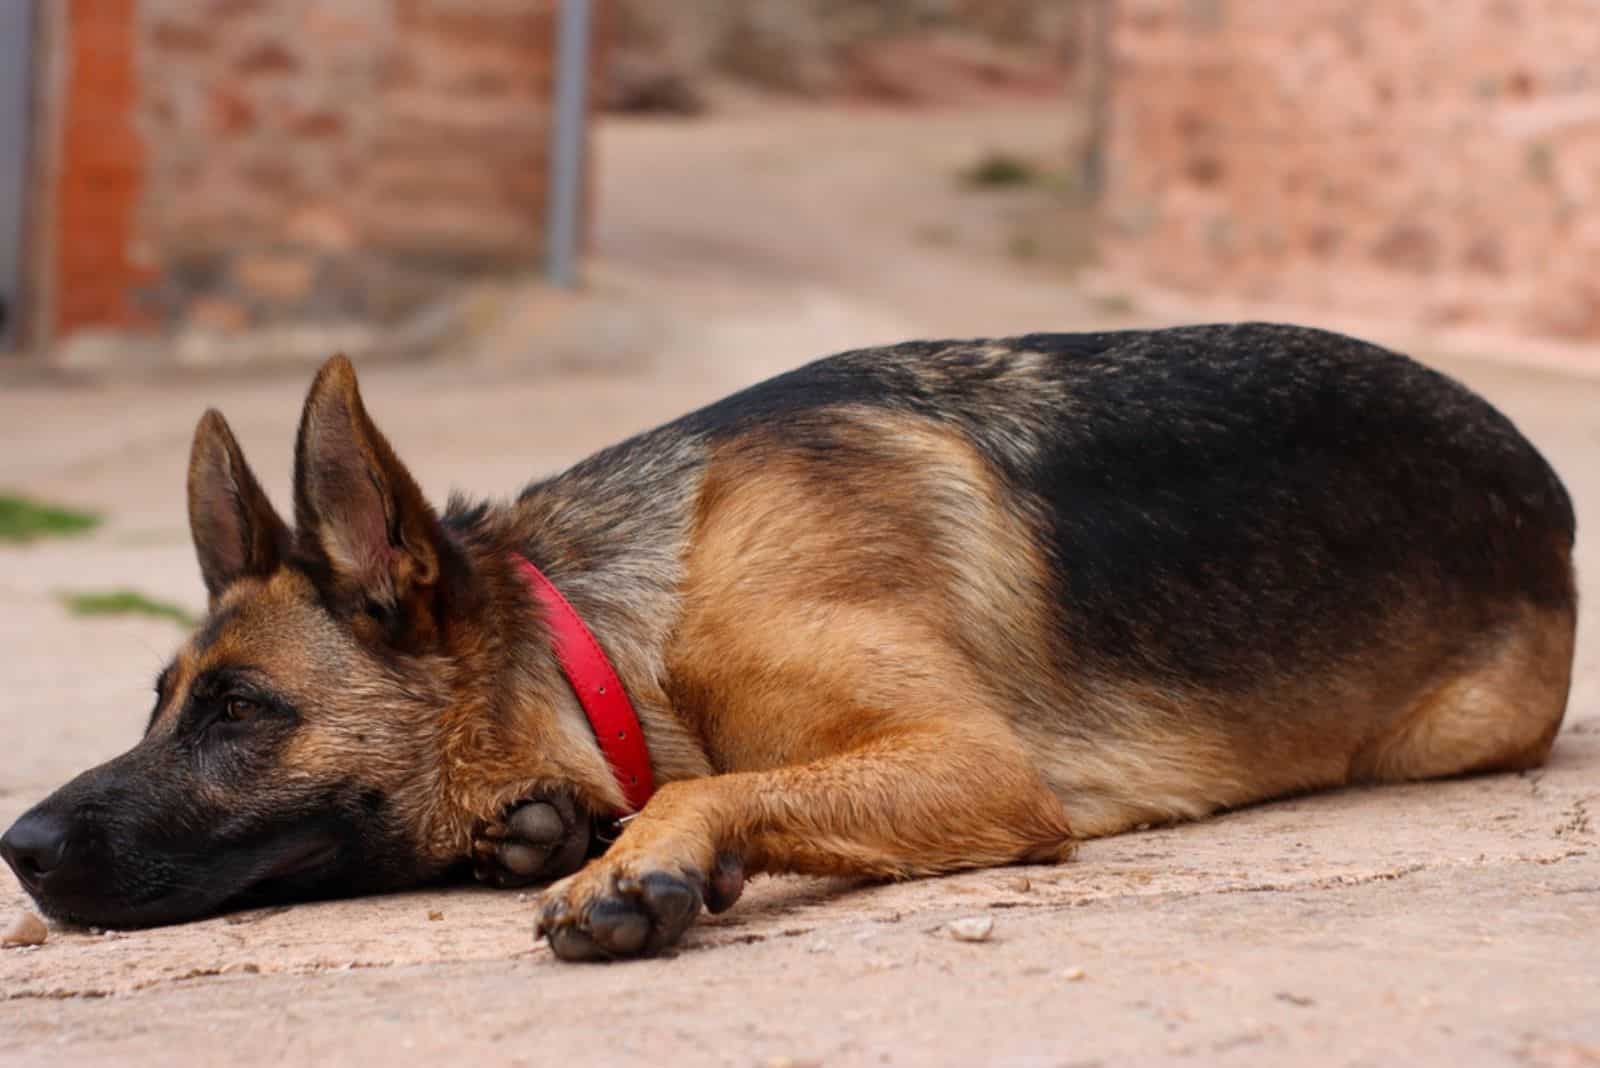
left=0, top=323, right=1577, bottom=962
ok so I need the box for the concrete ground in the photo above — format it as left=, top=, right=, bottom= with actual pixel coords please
left=2, top=105, right=1597, bottom=1067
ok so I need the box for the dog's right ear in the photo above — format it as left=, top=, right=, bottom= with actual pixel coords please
left=187, top=409, right=289, bottom=602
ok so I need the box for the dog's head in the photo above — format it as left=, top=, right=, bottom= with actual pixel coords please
left=0, top=357, right=590, bottom=927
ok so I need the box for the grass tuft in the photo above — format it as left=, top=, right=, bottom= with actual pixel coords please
left=960, top=152, right=1038, bottom=190
left=0, top=493, right=102, bottom=543
left=1007, top=233, right=1041, bottom=261
left=1090, top=291, right=1139, bottom=316
left=62, top=590, right=197, bottom=627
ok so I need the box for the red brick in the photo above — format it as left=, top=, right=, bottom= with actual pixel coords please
left=286, top=110, right=345, bottom=139
left=208, top=86, right=257, bottom=135
left=233, top=252, right=317, bottom=304
left=149, top=18, right=214, bottom=53
left=54, top=0, right=151, bottom=335
left=233, top=38, right=299, bottom=75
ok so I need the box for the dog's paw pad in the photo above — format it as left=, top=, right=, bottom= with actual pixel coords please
left=547, top=923, right=609, bottom=962
left=507, top=801, right=566, bottom=845
left=706, top=851, right=746, bottom=914
left=472, top=797, right=590, bottom=889
left=586, top=896, right=653, bottom=955
left=537, top=868, right=707, bottom=961
left=629, top=871, right=703, bottom=939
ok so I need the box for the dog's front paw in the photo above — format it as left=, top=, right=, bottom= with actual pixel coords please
left=472, top=793, right=591, bottom=889
left=534, top=851, right=745, bottom=962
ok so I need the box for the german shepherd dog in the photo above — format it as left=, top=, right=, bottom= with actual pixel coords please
left=1, top=324, right=1576, bottom=962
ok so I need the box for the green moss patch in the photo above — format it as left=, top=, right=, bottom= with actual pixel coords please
left=62, top=590, right=197, bottom=627
left=0, top=493, right=102, bottom=543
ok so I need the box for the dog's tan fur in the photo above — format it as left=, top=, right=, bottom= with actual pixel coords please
left=520, top=407, right=1573, bottom=922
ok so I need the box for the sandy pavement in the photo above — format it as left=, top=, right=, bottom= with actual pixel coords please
left=1, top=105, right=1597, bottom=1066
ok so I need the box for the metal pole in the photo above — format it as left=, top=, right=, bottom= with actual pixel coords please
left=1081, top=0, right=1112, bottom=202
left=0, top=0, right=37, bottom=348
left=545, top=0, right=592, bottom=288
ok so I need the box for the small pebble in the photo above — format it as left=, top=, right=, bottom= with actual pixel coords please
left=2, top=911, right=47, bottom=948
left=427, top=910, right=445, bottom=921
left=948, top=915, right=995, bottom=943
left=220, top=961, right=261, bottom=975
left=1063, top=967, right=1087, bottom=981
left=1010, top=877, right=1033, bottom=893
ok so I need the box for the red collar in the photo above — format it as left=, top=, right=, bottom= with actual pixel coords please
left=513, top=555, right=654, bottom=813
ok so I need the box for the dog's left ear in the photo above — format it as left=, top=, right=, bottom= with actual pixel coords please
left=292, top=355, right=446, bottom=639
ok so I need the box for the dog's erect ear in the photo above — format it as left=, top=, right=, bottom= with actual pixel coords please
left=188, top=409, right=290, bottom=601
left=292, top=355, right=444, bottom=625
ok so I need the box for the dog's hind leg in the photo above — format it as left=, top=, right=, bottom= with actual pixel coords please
left=532, top=723, right=1076, bottom=961
left=1350, top=603, right=1576, bottom=783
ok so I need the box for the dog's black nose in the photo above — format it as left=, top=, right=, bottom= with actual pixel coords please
left=1, top=809, right=74, bottom=891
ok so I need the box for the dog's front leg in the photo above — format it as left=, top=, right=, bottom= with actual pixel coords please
left=533, top=726, right=1075, bottom=961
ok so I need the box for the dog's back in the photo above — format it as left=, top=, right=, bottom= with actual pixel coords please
left=660, top=322, right=1576, bottom=834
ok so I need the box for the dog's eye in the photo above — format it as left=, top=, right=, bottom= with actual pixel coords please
left=220, top=696, right=262, bottom=724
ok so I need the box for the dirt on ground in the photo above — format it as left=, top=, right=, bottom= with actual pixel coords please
left=2, top=104, right=1597, bottom=1067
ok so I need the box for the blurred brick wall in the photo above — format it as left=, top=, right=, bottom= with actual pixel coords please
left=54, top=0, right=154, bottom=334
left=1103, top=0, right=1600, bottom=342
left=605, top=0, right=1076, bottom=107
left=51, top=0, right=571, bottom=345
